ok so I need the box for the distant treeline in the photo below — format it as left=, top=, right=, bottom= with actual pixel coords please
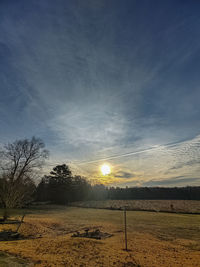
left=36, top=164, right=200, bottom=203
left=106, top=186, right=200, bottom=201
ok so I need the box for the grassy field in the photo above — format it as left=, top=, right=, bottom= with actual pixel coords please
left=0, top=205, right=200, bottom=266
left=70, top=199, right=200, bottom=213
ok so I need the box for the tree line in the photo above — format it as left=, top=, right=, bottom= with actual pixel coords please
left=36, top=173, right=200, bottom=203
left=0, top=137, right=199, bottom=219
left=106, top=186, right=200, bottom=200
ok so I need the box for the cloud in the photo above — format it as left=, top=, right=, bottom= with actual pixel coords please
left=81, top=134, right=200, bottom=186
left=1, top=0, right=200, bottom=187
left=168, top=159, right=200, bottom=171
left=48, top=105, right=127, bottom=148
left=113, top=171, right=134, bottom=179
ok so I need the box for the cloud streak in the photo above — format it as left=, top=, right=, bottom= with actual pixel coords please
left=0, top=1, right=200, bottom=186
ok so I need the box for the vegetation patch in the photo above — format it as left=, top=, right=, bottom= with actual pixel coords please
left=72, top=228, right=113, bottom=239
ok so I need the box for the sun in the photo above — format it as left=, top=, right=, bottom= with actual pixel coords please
left=100, top=164, right=111, bottom=175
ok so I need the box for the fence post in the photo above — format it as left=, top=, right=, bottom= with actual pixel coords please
left=16, top=213, right=26, bottom=232
left=124, top=206, right=128, bottom=251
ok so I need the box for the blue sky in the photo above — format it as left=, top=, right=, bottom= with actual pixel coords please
left=0, top=0, right=200, bottom=186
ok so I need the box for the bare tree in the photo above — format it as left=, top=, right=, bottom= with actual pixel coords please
left=0, top=137, right=48, bottom=220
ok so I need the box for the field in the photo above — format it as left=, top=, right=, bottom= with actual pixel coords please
left=0, top=204, right=200, bottom=267
left=70, top=199, right=200, bottom=214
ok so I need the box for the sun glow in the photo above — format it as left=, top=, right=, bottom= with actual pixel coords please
left=100, top=164, right=111, bottom=175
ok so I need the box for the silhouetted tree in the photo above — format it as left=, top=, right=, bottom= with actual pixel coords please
left=36, top=165, right=92, bottom=203
left=71, top=175, right=92, bottom=201
left=0, top=137, right=48, bottom=220
left=36, top=176, right=49, bottom=202
left=47, top=164, right=73, bottom=204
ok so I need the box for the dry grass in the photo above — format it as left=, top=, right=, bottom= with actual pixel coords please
left=70, top=199, right=200, bottom=213
left=0, top=206, right=200, bottom=266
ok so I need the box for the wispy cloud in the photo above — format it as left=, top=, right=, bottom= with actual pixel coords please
left=79, top=134, right=200, bottom=186
left=168, top=159, right=200, bottom=172
left=0, top=1, right=200, bottom=187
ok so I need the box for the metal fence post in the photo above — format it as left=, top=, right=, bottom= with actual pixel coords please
left=124, top=207, right=128, bottom=251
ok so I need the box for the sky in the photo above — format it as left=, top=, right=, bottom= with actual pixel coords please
left=0, top=0, right=200, bottom=187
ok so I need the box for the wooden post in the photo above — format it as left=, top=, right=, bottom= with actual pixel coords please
left=124, top=207, right=128, bottom=251
left=16, top=213, right=26, bottom=232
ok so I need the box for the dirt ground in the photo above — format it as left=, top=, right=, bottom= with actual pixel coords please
left=0, top=206, right=199, bottom=267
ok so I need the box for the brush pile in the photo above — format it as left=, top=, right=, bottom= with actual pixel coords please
left=0, top=230, right=23, bottom=241
left=72, top=228, right=113, bottom=240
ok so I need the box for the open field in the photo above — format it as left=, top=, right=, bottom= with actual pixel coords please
left=0, top=205, right=200, bottom=266
left=70, top=199, right=200, bottom=214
